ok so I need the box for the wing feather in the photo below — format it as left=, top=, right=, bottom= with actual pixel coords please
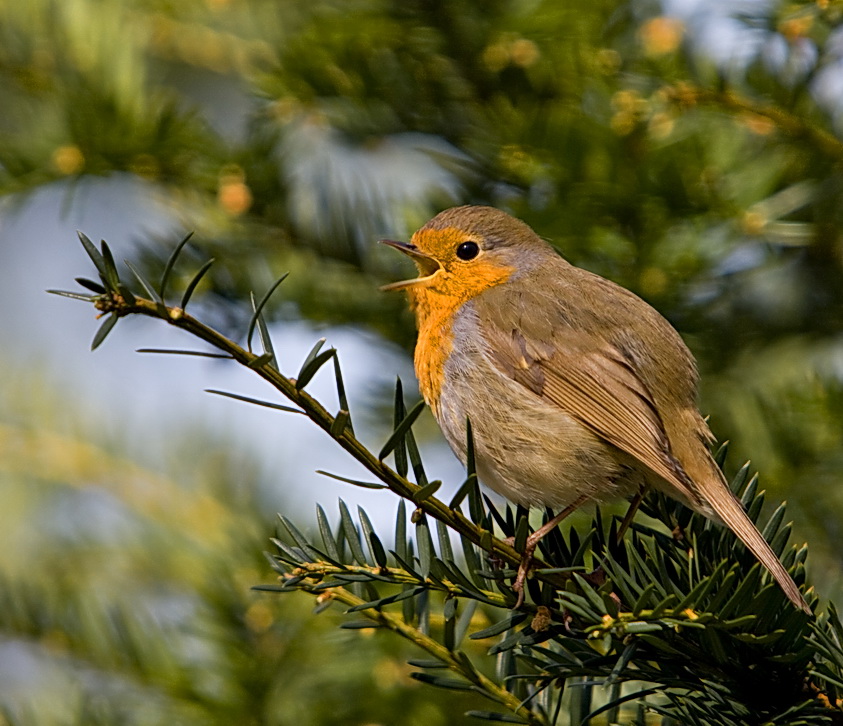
left=487, top=325, right=702, bottom=506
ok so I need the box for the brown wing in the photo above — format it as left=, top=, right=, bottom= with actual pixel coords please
left=487, top=325, right=704, bottom=508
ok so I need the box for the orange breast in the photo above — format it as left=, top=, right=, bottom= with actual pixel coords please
left=409, top=270, right=513, bottom=413
left=411, top=292, right=457, bottom=415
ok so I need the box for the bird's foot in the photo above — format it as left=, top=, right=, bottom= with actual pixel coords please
left=487, top=537, right=515, bottom=572
left=512, top=533, right=542, bottom=609
left=616, top=485, right=648, bottom=545
left=510, top=496, right=591, bottom=609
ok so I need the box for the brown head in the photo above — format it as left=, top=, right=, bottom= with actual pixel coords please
left=381, top=206, right=555, bottom=303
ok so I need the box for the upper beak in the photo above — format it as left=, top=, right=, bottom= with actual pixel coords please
left=379, top=239, right=441, bottom=291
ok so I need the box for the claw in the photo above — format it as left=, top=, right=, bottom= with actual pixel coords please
left=510, top=494, right=590, bottom=608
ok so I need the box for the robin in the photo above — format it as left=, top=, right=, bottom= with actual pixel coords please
left=382, top=205, right=810, bottom=614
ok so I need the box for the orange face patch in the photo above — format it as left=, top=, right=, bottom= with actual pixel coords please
left=405, top=226, right=514, bottom=410
left=408, top=226, right=514, bottom=302
left=411, top=226, right=468, bottom=260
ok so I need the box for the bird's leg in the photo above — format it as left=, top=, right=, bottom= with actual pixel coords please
left=513, top=494, right=590, bottom=608
left=585, top=486, right=650, bottom=588
left=615, top=485, right=649, bottom=545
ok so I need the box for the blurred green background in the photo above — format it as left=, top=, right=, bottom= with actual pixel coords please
left=1, top=0, right=843, bottom=723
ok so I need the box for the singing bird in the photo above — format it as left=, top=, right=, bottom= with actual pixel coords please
left=382, top=205, right=810, bottom=613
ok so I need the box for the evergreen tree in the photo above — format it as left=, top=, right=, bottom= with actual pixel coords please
left=4, top=0, right=843, bottom=722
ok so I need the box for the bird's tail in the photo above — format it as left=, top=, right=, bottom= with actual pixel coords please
left=705, top=480, right=811, bottom=614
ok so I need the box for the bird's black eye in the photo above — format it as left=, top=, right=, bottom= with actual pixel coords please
left=456, top=241, right=480, bottom=261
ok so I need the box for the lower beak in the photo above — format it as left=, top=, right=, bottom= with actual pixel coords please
left=380, top=239, right=441, bottom=291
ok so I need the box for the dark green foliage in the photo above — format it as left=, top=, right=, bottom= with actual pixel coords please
left=268, top=456, right=837, bottom=724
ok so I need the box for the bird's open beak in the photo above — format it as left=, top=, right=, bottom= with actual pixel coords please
left=379, top=239, right=441, bottom=291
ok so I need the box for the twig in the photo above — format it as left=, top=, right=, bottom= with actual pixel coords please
left=295, top=581, right=548, bottom=726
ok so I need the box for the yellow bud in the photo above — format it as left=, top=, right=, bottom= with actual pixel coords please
left=779, top=16, right=813, bottom=41
left=639, top=17, right=685, bottom=56
left=218, top=165, right=252, bottom=216
left=740, top=113, right=775, bottom=136
left=244, top=601, right=274, bottom=633
left=742, top=210, right=767, bottom=236
left=52, top=145, right=85, bottom=175
left=218, top=181, right=253, bottom=216
left=510, top=39, right=540, bottom=68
